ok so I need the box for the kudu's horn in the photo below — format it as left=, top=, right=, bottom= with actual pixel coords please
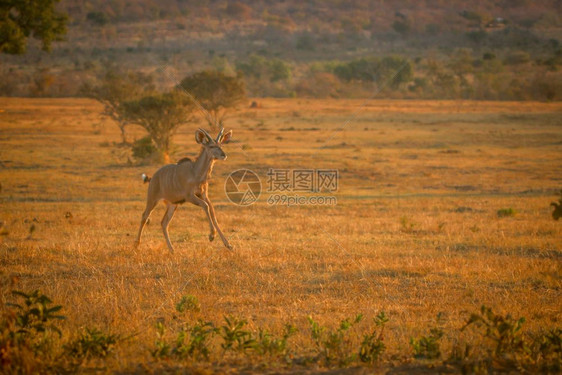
left=216, top=127, right=225, bottom=143
left=198, top=128, right=214, bottom=143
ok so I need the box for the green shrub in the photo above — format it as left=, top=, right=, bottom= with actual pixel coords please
left=309, top=314, right=363, bottom=366
left=359, top=312, right=388, bottom=364
left=497, top=207, right=517, bottom=217
left=219, top=316, right=256, bottom=354
left=176, top=295, right=200, bottom=313
left=132, top=136, right=156, bottom=160
left=64, top=328, right=119, bottom=361
left=410, top=314, right=444, bottom=360
left=1, top=290, right=65, bottom=373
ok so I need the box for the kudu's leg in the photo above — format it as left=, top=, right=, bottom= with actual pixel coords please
left=190, top=193, right=232, bottom=250
left=135, top=200, right=157, bottom=248
left=199, top=192, right=216, bottom=242
left=161, top=203, right=178, bottom=253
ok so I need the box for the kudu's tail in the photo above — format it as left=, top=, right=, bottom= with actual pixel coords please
left=141, top=173, right=151, bottom=184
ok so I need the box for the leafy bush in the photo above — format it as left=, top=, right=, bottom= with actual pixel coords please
left=6, top=290, right=65, bottom=340
left=410, top=327, right=444, bottom=359
left=497, top=207, right=517, bottom=217
left=253, top=324, right=297, bottom=358
left=455, top=305, right=562, bottom=372
left=219, top=316, right=256, bottom=354
left=152, top=320, right=217, bottom=361
left=1, top=290, right=65, bottom=372
left=64, top=328, right=119, bottom=361
left=359, top=312, right=388, bottom=363
left=309, top=314, right=363, bottom=366
left=131, top=136, right=156, bottom=161
left=176, top=295, right=200, bottom=313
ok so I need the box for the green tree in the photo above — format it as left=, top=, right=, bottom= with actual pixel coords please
left=122, top=91, right=193, bottom=163
left=82, top=69, right=154, bottom=144
left=178, top=70, right=245, bottom=130
left=0, top=0, right=68, bottom=54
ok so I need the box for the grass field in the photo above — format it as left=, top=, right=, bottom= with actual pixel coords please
left=1, top=98, right=561, bottom=373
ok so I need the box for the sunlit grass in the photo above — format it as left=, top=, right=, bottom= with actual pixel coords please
left=1, top=98, right=561, bottom=372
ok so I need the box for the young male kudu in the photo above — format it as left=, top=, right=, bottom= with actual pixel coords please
left=135, top=128, right=233, bottom=252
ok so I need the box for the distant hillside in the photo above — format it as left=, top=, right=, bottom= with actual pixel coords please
left=1, top=0, right=560, bottom=99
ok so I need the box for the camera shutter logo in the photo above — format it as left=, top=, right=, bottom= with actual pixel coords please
left=224, top=169, right=261, bottom=206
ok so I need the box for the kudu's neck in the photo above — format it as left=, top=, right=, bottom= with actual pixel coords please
left=193, top=148, right=215, bottom=182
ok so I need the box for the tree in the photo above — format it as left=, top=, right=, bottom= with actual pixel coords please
left=121, top=91, right=193, bottom=163
left=179, top=70, right=245, bottom=130
left=82, top=69, right=154, bottom=144
left=0, top=0, right=68, bottom=54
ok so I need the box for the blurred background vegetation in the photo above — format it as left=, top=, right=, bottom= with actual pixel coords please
left=1, top=0, right=561, bottom=100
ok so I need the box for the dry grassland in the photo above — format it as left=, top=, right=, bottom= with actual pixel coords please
left=0, top=98, right=561, bottom=372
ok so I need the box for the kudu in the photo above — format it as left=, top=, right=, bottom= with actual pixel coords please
left=135, top=128, right=233, bottom=252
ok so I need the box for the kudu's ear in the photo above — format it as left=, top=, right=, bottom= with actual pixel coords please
left=220, top=130, right=233, bottom=144
left=195, top=129, right=210, bottom=144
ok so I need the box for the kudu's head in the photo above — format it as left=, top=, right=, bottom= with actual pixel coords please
left=195, top=128, right=232, bottom=160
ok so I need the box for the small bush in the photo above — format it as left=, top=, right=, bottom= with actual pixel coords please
left=176, top=295, right=200, bottom=313
left=151, top=320, right=218, bottom=361
left=64, top=328, right=119, bottom=361
left=497, top=207, right=517, bottom=217
left=253, top=324, right=297, bottom=358
left=456, top=305, right=562, bottom=372
left=1, top=290, right=65, bottom=372
left=309, top=314, right=363, bottom=366
left=411, top=328, right=443, bottom=359
left=359, top=312, right=388, bottom=364
left=132, top=136, right=156, bottom=160
left=219, top=316, right=256, bottom=354
left=410, top=314, right=444, bottom=360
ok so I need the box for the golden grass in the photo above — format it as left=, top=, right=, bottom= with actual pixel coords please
left=0, top=97, right=561, bottom=372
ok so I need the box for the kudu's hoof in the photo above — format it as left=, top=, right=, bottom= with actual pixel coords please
left=225, top=244, right=234, bottom=251
left=209, top=233, right=215, bottom=242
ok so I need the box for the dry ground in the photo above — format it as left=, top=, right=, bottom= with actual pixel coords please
left=0, top=98, right=561, bottom=372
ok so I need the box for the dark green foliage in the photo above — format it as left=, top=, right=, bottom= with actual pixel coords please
left=179, top=70, right=245, bottom=130
left=0, top=0, right=68, bottom=54
left=219, top=316, right=256, bottom=353
left=236, top=55, right=292, bottom=97
left=174, top=321, right=218, bottom=360
left=456, top=305, right=562, bottom=372
left=131, top=136, right=156, bottom=161
left=151, top=320, right=218, bottom=361
left=82, top=69, right=155, bottom=145
left=410, top=328, right=444, bottom=359
left=64, top=328, right=119, bottom=360
left=6, top=290, right=65, bottom=338
left=333, top=56, right=412, bottom=88
left=410, top=313, right=445, bottom=360
left=309, top=314, right=363, bottom=366
left=359, top=312, right=388, bottom=364
left=151, top=321, right=171, bottom=359
left=122, top=91, right=193, bottom=162
left=1, top=290, right=65, bottom=372
left=253, top=324, right=297, bottom=358
left=463, top=305, right=527, bottom=359
left=176, top=295, right=201, bottom=313
left=497, top=207, right=517, bottom=217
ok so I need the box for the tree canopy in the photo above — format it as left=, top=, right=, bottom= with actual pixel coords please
left=122, top=91, right=193, bottom=163
left=178, top=70, right=246, bottom=130
left=82, top=69, right=154, bottom=144
left=0, top=0, right=68, bottom=54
